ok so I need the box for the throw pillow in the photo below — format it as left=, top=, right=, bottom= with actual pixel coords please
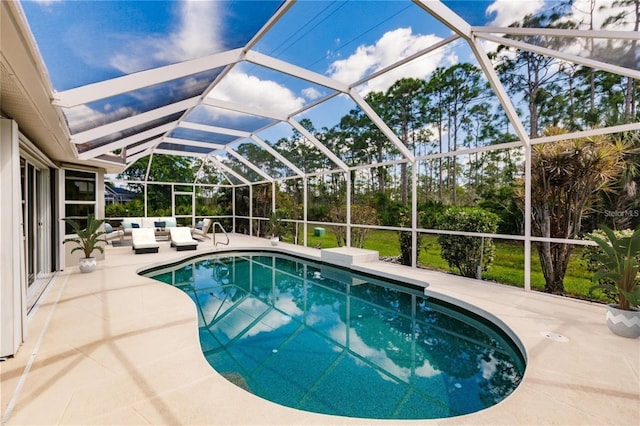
left=105, top=223, right=113, bottom=233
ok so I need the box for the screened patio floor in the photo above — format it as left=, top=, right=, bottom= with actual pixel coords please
left=1, top=234, right=638, bottom=425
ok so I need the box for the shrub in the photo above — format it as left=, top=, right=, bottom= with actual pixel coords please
left=437, top=207, right=500, bottom=278
left=329, top=203, right=379, bottom=248
left=105, top=198, right=143, bottom=218
left=398, top=208, right=421, bottom=266
left=373, top=192, right=404, bottom=226
left=419, top=200, right=446, bottom=229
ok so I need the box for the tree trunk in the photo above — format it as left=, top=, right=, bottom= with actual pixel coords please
left=624, top=77, right=635, bottom=124
left=537, top=242, right=573, bottom=295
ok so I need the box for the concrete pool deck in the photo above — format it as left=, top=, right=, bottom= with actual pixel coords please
left=1, top=234, right=639, bottom=425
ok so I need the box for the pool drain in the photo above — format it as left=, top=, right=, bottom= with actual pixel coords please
left=540, top=331, right=568, bottom=342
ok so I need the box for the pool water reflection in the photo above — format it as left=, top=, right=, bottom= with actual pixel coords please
left=144, top=252, right=525, bottom=420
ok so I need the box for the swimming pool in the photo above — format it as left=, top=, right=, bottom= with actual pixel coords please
left=144, top=251, right=525, bottom=420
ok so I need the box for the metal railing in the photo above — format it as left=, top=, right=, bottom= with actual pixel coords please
left=213, top=222, right=229, bottom=247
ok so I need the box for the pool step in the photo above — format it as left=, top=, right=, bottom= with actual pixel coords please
left=320, top=247, right=379, bottom=267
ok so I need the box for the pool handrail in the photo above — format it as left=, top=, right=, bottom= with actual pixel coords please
left=213, top=221, right=229, bottom=246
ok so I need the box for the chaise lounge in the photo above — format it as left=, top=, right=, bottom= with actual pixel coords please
left=170, top=227, right=198, bottom=251
left=131, top=228, right=160, bottom=254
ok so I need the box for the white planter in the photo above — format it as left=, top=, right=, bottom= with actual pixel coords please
left=78, top=257, right=97, bottom=273
left=606, top=304, right=640, bottom=338
left=270, top=236, right=279, bottom=246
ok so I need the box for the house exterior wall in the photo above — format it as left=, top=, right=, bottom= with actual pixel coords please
left=0, top=119, right=27, bottom=357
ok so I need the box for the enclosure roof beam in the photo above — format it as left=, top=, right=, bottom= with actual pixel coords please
left=413, top=1, right=530, bottom=146
left=125, top=140, right=159, bottom=159
left=71, top=97, right=200, bottom=145
left=249, top=135, right=305, bottom=177
left=153, top=148, right=210, bottom=158
left=161, top=137, right=226, bottom=151
left=349, top=89, right=415, bottom=162
left=350, top=34, right=460, bottom=89
left=202, top=97, right=288, bottom=121
left=243, top=0, right=296, bottom=52
left=245, top=50, right=348, bottom=92
left=178, top=121, right=251, bottom=138
left=125, top=150, right=151, bottom=165
left=467, top=37, right=531, bottom=146
left=478, top=33, right=640, bottom=80
left=472, top=27, right=640, bottom=41
left=530, top=122, right=640, bottom=145
left=198, top=157, right=233, bottom=185
left=413, top=0, right=472, bottom=40
left=287, top=118, right=349, bottom=172
left=208, top=156, right=251, bottom=185
left=53, top=48, right=244, bottom=108
left=77, top=122, right=177, bottom=160
left=225, top=146, right=274, bottom=182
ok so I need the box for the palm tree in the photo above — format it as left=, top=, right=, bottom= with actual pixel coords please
left=524, top=128, right=627, bottom=294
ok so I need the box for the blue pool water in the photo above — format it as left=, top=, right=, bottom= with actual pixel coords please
left=144, top=252, right=525, bottom=420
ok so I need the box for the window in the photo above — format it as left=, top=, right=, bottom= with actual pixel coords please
left=64, top=169, right=96, bottom=234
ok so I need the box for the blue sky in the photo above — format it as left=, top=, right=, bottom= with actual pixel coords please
left=21, top=0, right=635, bottom=151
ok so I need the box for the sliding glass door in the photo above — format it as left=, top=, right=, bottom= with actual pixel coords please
left=20, top=156, right=53, bottom=308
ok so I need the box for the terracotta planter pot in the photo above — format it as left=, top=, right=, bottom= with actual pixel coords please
left=606, top=304, right=640, bottom=338
left=78, top=257, right=97, bottom=273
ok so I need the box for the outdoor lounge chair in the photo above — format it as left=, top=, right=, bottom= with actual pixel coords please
left=170, top=227, right=198, bottom=251
left=131, top=228, right=159, bottom=254
left=191, top=218, right=212, bottom=240
left=104, top=223, right=124, bottom=244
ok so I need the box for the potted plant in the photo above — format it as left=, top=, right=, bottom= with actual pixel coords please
left=588, top=225, right=640, bottom=338
left=269, top=210, right=284, bottom=246
left=63, top=214, right=108, bottom=273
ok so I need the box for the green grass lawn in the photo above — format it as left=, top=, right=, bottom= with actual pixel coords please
left=299, top=228, right=604, bottom=303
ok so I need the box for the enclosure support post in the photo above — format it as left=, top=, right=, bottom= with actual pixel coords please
left=303, top=177, right=308, bottom=248
left=524, top=144, right=532, bottom=291
left=249, top=184, right=253, bottom=237
left=232, top=187, right=236, bottom=234
left=411, top=160, right=418, bottom=268
left=346, top=171, right=351, bottom=247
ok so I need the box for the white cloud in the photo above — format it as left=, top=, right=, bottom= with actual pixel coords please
left=209, top=70, right=305, bottom=116
left=560, top=0, right=637, bottom=31
left=480, top=354, right=498, bottom=380
left=486, top=0, right=546, bottom=27
left=327, top=28, right=453, bottom=95
left=65, top=104, right=135, bottom=135
left=110, top=0, right=223, bottom=73
left=302, top=87, right=323, bottom=101
left=31, top=0, right=62, bottom=6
